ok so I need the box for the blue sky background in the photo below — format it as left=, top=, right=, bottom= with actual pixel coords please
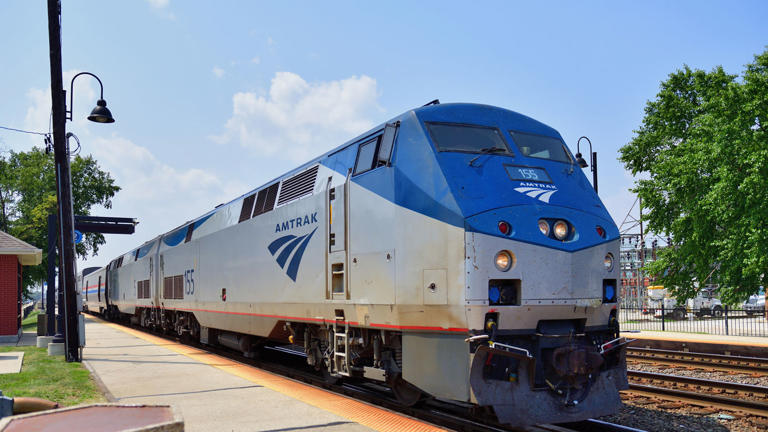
left=1, top=1, right=766, bottom=269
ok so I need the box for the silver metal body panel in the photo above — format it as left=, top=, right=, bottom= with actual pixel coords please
left=465, top=231, right=619, bottom=331
left=402, top=333, right=470, bottom=401
left=81, top=267, right=107, bottom=313
left=108, top=169, right=469, bottom=336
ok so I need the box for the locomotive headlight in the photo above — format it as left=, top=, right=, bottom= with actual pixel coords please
left=538, top=219, right=550, bottom=236
left=494, top=250, right=514, bottom=272
left=553, top=220, right=569, bottom=240
left=604, top=253, right=614, bottom=271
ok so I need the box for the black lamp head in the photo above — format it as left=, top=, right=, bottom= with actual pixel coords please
left=575, top=152, right=588, bottom=168
left=88, top=99, right=115, bottom=123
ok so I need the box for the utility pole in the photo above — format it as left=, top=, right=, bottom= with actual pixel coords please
left=47, top=0, right=81, bottom=362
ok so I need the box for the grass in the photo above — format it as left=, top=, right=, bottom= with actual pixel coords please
left=21, top=310, right=41, bottom=332
left=0, top=346, right=106, bottom=407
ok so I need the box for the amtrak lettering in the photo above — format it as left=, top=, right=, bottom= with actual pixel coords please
left=514, top=182, right=558, bottom=203
left=268, top=226, right=318, bottom=282
left=518, top=182, right=556, bottom=190
left=275, top=212, right=318, bottom=233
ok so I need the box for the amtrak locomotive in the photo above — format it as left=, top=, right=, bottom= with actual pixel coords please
left=79, top=102, right=628, bottom=426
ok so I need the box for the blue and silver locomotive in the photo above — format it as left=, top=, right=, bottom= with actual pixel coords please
left=80, top=102, right=628, bottom=426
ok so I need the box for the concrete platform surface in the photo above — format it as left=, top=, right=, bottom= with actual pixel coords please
left=623, top=330, right=768, bottom=347
left=0, top=352, right=23, bottom=374
left=83, top=316, right=445, bottom=432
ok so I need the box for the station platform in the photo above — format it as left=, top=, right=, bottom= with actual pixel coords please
left=82, top=316, right=445, bottom=432
left=622, top=330, right=768, bottom=347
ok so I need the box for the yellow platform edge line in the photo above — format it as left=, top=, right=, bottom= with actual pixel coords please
left=99, top=320, right=446, bottom=432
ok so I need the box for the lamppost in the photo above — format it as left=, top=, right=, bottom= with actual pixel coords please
left=68, top=73, right=115, bottom=124
left=47, top=0, right=115, bottom=362
left=51, top=76, right=114, bottom=343
left=575, top=136, right=598, bottom=193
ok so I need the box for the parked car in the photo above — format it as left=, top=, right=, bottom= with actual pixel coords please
left=744, top=295, right=766, bottom=316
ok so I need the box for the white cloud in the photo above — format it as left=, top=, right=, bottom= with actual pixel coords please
left=213, top=72, right=382, bottom=162
left=23, top=88, right=50, bottom=135
left=212, top=66, right=225, bottom=79
left=80, top=133, right=247, bottom=267
left=90, top=134, right=243, bottom=206
left=17, top=69, right=98, bottom=149
left=20, top=80, right=245, bottom=269
left=145, top=0, right=175, bottom=20
left=146, top=0, right=169, bottom=9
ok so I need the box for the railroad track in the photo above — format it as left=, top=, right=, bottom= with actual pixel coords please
left=627, top=347, right=768, bottom=375
left=86, top=314, right=639, bottom=432
left=626, top=369, right=768, bottom=417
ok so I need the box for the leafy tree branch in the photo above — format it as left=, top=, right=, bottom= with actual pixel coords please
left=620, top=50, right=768, bottom=304
left=0, top=147, right=120, bottom=299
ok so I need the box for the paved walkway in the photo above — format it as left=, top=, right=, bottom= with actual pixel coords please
left=623, top=330, right=768, bottom=347
left=0, top=352, right=23, bottom=374
left=0, top=331, right=37, bottom=347
left=82, top=316, right=443, bottom=432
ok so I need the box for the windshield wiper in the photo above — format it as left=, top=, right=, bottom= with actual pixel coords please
left=469, top=147, right=507, bottom=167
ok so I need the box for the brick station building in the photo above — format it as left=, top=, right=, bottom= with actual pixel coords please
left=0, top=231, right=42, bottom=342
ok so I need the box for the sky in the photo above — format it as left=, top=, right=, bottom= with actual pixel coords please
left=0, top=1, right=766, bottom=271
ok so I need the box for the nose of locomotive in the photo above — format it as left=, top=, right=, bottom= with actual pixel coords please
left=464, top=204, right=620, bottom=308
left=464, top=204, right=618, bottom=251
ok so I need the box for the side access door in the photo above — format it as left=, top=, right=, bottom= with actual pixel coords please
left=327, top=175, right=349, bottom=301
left=325, top=121, right=399, bottom=304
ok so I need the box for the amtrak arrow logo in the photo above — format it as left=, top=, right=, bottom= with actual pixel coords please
left=268, top=227, right=318, bottom=281
left=514, top=186, right=557, bottom=203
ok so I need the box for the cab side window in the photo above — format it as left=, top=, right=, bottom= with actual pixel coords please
left=353, top=138, right=379, bottom=175
left=353, top=122, right=399, bottom=176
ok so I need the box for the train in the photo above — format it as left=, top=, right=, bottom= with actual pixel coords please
left=77, top=101, right=629, bottom=427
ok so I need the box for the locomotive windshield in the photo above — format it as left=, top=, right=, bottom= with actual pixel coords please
left=426, top=122, right=511, bottom=154
left=508, top=131, right=572, bottom=163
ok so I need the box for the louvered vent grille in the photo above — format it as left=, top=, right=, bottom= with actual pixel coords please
left=138, top=280, right=150, bottom=299
left=163, top=275, right=184, bottom=299
left=253, top=182, right=280, bottom=217
left=277, top=165, right=318, bottom=206
left=264, top=182, right=279, bottom=210
left=238, top=194, right=256, bottom=223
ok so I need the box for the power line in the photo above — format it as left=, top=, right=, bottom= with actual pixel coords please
left=0, top=125, right=50, bottom=136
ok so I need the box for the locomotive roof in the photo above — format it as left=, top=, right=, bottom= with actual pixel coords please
left=211, top=102, right=559, bottom=211
left=128, top=102, right=570, bottom=255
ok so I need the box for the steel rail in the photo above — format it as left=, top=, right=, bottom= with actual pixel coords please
left=627, top=338, right=768, bottom=358
left=626, top=384, right=768, bottom=418
left=627, top=347, right=768, bottom=374
left=628, top=369, right=768, bottom=397
left=626, top=369, right=768, bottom=417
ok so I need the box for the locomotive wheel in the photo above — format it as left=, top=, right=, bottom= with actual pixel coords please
left=388, top=374, right=423, bottom=406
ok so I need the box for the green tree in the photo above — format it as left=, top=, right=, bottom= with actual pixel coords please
left=620, top=50, right=768, bottom=304
left=0, top=147, right=120, bottom=299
